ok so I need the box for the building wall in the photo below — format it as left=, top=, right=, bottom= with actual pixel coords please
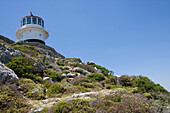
left=20, top=30, right=45, bottom=42
left=21, top=24, right=43, bottom=29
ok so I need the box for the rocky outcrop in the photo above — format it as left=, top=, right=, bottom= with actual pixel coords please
left=0, top=35, right=14, bottom=45
left=61, top=73, right=77, bottom=79
left=73, top=67, right=91, bottom=76
left=0, top=44, right=22, bottom=64
left=43, top=77, right=53, bottom=83
left=0, top=62, right=19, bottom=84
left=20, top=42, right=65, bottom=59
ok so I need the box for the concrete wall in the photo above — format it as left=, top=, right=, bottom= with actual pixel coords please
left=20, top=30, right=45, bottom=42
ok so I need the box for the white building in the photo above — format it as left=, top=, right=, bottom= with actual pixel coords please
left=16, top=12, right=49, bottom=44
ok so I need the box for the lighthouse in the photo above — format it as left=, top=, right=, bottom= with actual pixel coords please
left=16, top=12, right=49, bottom=44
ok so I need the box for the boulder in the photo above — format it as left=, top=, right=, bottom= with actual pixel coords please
left=87, top=61, right=95, bottom=65
left=73, top=67, right=91, bottom=76
left=0, top=62, right=19, bottom=84
left=61, top=73, right=77, bottom=79
left=72, top=92, right=90, bottom=99
left=0, top=44, right=22, bottom=64
left=43, top=77, right=53, bottom=83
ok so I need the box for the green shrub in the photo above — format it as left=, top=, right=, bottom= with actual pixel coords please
left=81, top=82, right=94, bottom=88
left=19, top=78, right=45, bottom=100
left=144, top=93, right=153, bottom=99
left=88, top=73, right=105, bottom=81
left=41, top=107, right=49, bottom=113
left=13, top=45, right=39, bottom=57
left=0, top=86, right=30, bottom=113
left=19, top=78, right=35, bottom=85
left=119, top=75, right=133, bottom=87
left=105, top=76, right=116, bottom=85
left=133, top=76, right=168, bottom=93
left=26, top=84, right=45, bottom=100
left=89, top=64, right=110, bottom=76
left=6, top=57, right=40, bottom=80
left=47, top=82, right=65, bottom=97
left=43, top=82, right=52, bottom=89
left=53, top=101, right=72, bottom=113
left=105, top=85, right=112, bottom=89
left=44, top=70, right=61, bottom=81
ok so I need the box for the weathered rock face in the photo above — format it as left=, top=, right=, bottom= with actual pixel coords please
left=0, top=62, right=19, bottom=84
left=43, top=77, right=53, bottom=84
left=21, top=42, right=65, bottom=59
left=0, top=44, right=22, bottom=64
left=61, top=73, right=77, bottom=79
left=73, top=67, right=91, bottom=76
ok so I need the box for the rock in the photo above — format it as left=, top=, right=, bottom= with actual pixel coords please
left=72, top=92, right=90, bottom=98
left=43, top=77, right=53, bottom=83
left=61, top=73, right=77, bottom=79
left=87, top=61, right=95, bottom=65
left=36, top=62, right=45, bottom=71
left=42, top=100, right=49, bottom=104
left=0, top=62, right=19, bottom=84
left=54, top=66, right=62, bottom=74
left=73, top=67, right=91, bottom=76
left=0, top=44, right=22, bottom=64
left=63, top=66, right=72, bottom=70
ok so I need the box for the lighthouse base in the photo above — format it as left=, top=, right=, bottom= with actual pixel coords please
left=24, top=39, right=45, bottom=44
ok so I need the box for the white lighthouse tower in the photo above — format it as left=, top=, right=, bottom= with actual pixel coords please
left=16, top=12, right=49, bottom=44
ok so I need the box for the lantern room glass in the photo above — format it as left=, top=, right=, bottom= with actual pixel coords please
left=27, top=17, right=31, bottom=24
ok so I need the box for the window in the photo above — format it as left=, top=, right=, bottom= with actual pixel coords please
left=23, top=18, right=26, bottom=25
left=33, top=17, right=37, bottom=24
left=39, top=34, right=41, bottom=36
left=42, top=20, right=44, bottom=27
left=27, top=17, right=31, bottom=24
left=21, top=21, right=22, bottom=27
left=38, top=18, right=41, bottom=25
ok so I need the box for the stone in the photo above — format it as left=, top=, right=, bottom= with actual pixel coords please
left=87, top=61, right=95, bottom=65
left=72, top=92, right=90, bottom=98
left=61, top=73, right=76, bottom=79
left=43, top=77, right=53, bottom=83
left=0, top=44, right=22, bottom=64
left=73, top=67, right=91, bottom=76
left=0, top=62, right=19, bottom=84
left=63, top=66, right=72, bottom=70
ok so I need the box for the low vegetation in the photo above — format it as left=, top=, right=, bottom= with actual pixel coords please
left=1, top=41, right=169, bottom=113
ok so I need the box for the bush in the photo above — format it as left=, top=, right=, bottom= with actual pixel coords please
left=6, top=57, right=40, bottom=80
left=81, top=82, right=94, bottom=88
left=19, top=78, right=45, bottom=100
left=89, top=64, right=110, bottom=76
left=133, top=76, right=168, bottom=93
left=53, top=101, right=72, bottom=113
left=88, top=73, right=105, bottom=81
left=105, top=76, right=116, bottom=85
left=119, top=75, right=133, bottom=87
left=0, top=86, right=30, bottom=113
left=47, top=82, right=65, bottom=97
left=70, top=75, right=87, bottom=85
left=44, top=70, right=61, bottom=81
left=105, top=85, right=112, bottom=89
left=13, top=45, right=39, bottom=57
left=71, top=63, right=96, bottom=73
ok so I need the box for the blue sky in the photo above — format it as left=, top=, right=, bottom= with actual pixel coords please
left=0, top=0, right=170, bottom=91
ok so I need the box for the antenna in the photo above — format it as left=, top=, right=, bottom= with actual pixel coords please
left=30, top=12, right=33, bottom=16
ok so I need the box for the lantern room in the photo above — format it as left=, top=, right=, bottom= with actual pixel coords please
left=16, top=12, right=49, bottom=44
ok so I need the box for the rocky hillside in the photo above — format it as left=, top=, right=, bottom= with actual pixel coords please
left=0, top=35, right=169, bottom=113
